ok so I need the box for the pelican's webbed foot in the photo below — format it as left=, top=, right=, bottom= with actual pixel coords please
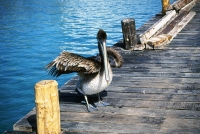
left=95, top=93, right=110, bottom=107
left=87, top=104, right=98, bottom=112
left=82, top=95, right=98, bottom=112
left=95, top=101, right=110, bottom=107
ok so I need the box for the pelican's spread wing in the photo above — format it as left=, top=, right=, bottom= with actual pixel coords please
left=107, top=47, right=123, bottom=68
left=45, top=51, right=101, bottom=77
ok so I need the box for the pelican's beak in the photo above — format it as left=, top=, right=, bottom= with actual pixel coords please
left=98, top=39, right=109, bottom=82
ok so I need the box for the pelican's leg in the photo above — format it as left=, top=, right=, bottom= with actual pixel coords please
left=95, top=93, right=110, bottom=107
left=84, top=95, right=98, bottom=112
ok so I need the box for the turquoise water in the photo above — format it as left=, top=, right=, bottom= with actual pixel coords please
left=0, top=0, right=174, bottom=132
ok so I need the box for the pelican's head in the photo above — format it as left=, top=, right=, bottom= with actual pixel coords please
left=97, top=29, right=107, bottom=43
left=97, top=29, right=109, bottom=82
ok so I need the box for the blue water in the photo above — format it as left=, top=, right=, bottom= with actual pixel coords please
left=0, top=0, right=175, bottom=132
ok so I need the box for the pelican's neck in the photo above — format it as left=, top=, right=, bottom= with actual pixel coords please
left=98, top=41, right=110, bottom=81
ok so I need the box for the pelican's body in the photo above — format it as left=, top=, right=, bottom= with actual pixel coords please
left=76, top=62, right=112, bottom=95
left=45, top=29, right=123, bottom=111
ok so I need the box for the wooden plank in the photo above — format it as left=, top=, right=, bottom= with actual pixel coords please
left=145, top=11, right=196, bottom=49
left=139, top=10, right=177, bottom=44
left=60, top=84, right=200, bottom=95
left=60, top=111, right=165, bottom=125
left=167, top=0, right=199, bottom=13
left=114, top=77, right=200, bottom=84
left=61, top=118, right=200, bottom=131
left=112, top=81, right=198, bottom=89
left=146, top=34, right=172, bottom=49
left=3, top=131, right=36, bottom=134
left=123, top=58, right=200, bottom=64
left=15, top=109, right=199, bottom=134
left=103, top=98, right=200, bottom=110
left=61, top=77, right=200, bottom=89
left=60, top=104, right=200, bottom=119
left=59, top=91, right=200, bottom=111
left=143, top=0, right=197, bottom=49
left=13, top=110, right=36, bottom=132
left=61, top=121, right=160, bottom=133
left=113, top=71, right=200, bottom=78
left=61, top=71, right=200, bottom=84
left=157, top=117, right=200, bottom=134
left=168, top=11, right=196, bottom=39
left=181, top=0, right=199, bottom=12
left=60, top=91, right=200, bottom=102
left=167, top=0, right=193, bottom=11
left=157, top=128, right=200, bottom=134
left=60, top=79, right=200, bottom=89
left=160, top=11, right=189, bottom=35
left=60, top=113, right=199, bottom=133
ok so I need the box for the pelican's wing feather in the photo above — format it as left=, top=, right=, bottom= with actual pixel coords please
left=45, top=51, right=101, bottom=77
left=107, top=47, right=123, bottom=68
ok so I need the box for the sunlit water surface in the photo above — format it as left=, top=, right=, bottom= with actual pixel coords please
left=0, top=0, right=175, bottom=132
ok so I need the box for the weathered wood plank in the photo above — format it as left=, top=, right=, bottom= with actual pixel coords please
left=105, top=98, right=200, bottom=110
left=113, top=73, right=200, bottom=81
left=146, top=34, right=172, bottom=48
left=110, top=82, right=200, bottom=89
left=168, top=11, right=196, bottom=40
left=181, top=0, right=199, bottom=12
left=13, top=110, right=36, bottom=132
left=61, top=70, right=200, bottom=89
left=60, top=91, right=200, bottom=102
left=3, top=131, right=36, bottom=134
left=157, top=129, right=200, bottom=134
left=61, top=118, right=200, bottom=133
left=60, top=85, right=200, bottom=95
left=160, top=11, right=189, bottom=35
left=157, top=117, right=200, bottom=134
left=61, top=121, right=160, bottom=133
left=60, top=111, right=165, bottom=125
left=60, top=104, right=200, bottom=119
left=167, top=0, right=193, bottom=11
left=145, top=11, right=196, bottom=49
left=61, top=81, right=200, bottom=91
left=139, top=10, right=177, bottom=44
left=59, top=94, right=200, bottom=111
left=119, top=68, right=200, bottom=74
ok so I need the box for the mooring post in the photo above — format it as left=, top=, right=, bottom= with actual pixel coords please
left=162, top=0, right=170, bottom=15
left=121, top=18, right=137, bottom=50
left=35, top=80, right=61, bottom=134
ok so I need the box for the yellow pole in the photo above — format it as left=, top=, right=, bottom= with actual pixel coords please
left=35, top=80, right=60, bottom=134
left=162, top=0, right=170, bottom=15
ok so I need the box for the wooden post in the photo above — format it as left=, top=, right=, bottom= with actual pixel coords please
left=162, top=0, right=170, bottom=15
left=121, top=18, right=137, bottom=50
left=35, top=80, right=60, bottom=134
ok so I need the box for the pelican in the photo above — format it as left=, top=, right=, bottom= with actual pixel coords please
left=45, top=29, right=123, bottom=112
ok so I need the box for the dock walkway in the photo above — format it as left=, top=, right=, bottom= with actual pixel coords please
left=13, top=2, right=200, bottom=133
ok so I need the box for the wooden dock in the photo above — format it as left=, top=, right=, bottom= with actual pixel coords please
left=13, top=1, right=200, bottom=134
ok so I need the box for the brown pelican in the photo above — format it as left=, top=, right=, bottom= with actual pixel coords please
left=45, top=29, right=123, bottom=112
